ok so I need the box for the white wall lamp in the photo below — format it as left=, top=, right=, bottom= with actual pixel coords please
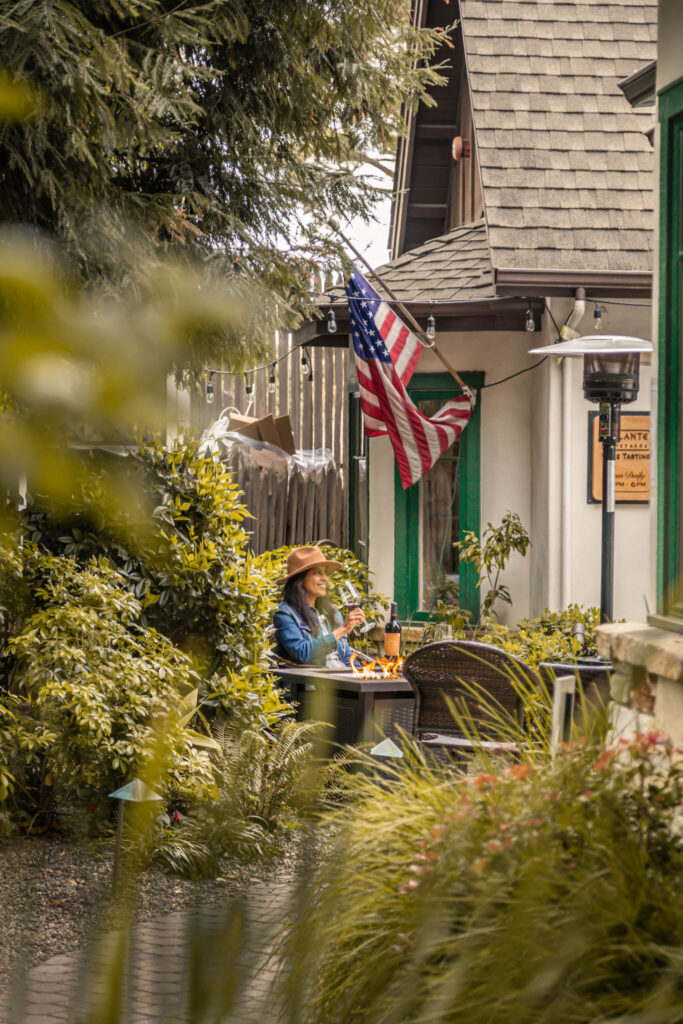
left=528, top=334, right=652, bottom=623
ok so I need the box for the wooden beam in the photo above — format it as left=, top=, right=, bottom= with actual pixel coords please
left=415, top=123, right=457, bottom=141
left=406, top=203, right=448, bottom=219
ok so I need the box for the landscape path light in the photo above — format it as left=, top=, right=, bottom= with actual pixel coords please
left=109, top=778, right=163, bottom=893
left=528, top=334, right=652, bottom=623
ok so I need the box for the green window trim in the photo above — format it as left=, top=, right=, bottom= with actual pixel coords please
left=652, top=76, right=683, bottom=630
left=394, top=371, right=483, bottom=622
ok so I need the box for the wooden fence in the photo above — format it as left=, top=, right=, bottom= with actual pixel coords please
left=193, top=332, right=349, bottom=467
left=190, top=333, right=350, bottom=553
left=220, top=445, right=346, bottom=554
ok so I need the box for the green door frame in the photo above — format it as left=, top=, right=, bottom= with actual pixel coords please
left=651, top=76, right=683, bottom=630
left=394, top=371, right=483, bottom=621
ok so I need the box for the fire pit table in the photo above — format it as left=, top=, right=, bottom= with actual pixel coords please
left=274, top=667, right=415, bottom=748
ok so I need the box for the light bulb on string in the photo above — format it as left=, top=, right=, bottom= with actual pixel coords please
left=301, top=348, right=310, bottom=378
left=206, top=372, right=215, bottom=405
left=426, top=301, right=436, bottom=341
left=327, top=296, right=337, bottom=334
left=307, top=366, right=314, bottom=383
left=268, top=364, right=277, bottom=394
left=593, top=304, right=602, bottom=332
left=525, top=306, right=535, bottom=332
left=244, top=372, right=253, bottom=397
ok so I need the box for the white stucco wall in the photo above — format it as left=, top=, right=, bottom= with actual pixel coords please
left=365, top=299, right=653, bottom=626
left=368, top=327, right=536, bottom=626
left=553, top=299, right=653, bottom=622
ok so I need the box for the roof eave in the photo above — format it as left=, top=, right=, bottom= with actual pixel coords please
left=292, top=295, right=545, bottom=347
left=493, top=267, right=652, bottom=300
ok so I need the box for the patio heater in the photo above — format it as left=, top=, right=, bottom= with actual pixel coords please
left=528, top=335, right=652, bottom=623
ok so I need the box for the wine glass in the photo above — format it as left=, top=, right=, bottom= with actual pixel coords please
left=341, top=580, right=374, bottom=633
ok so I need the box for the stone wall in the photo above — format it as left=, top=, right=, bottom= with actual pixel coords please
left=596, top=623, right=683, bottom=745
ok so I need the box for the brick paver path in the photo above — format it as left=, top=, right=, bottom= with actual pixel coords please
left=0, top=878, right=292, bottom=1023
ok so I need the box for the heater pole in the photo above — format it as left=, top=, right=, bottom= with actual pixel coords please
left=599, top=401, right=619, bottom=624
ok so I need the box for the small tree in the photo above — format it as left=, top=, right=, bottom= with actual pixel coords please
left=456, top=511, right=531, bottom=628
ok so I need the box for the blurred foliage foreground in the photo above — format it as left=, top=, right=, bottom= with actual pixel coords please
left=281, top=730, right=683, bottom=1024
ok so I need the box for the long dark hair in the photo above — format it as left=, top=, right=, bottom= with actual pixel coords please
left=282, top=571, right=338, bottom=636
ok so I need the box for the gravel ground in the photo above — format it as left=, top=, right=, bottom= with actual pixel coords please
left=0, top=834, right=297, bottom=993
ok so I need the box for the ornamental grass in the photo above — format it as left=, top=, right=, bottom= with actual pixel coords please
left=280, top=704, right=683, bottom=1024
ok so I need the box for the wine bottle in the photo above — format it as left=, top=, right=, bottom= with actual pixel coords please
left=384, top=601, right=402, bottom=657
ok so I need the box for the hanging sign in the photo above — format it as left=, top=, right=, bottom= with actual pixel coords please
left=587, top=412, right=650, bottom=504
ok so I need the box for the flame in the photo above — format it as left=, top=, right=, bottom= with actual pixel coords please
left=350, top=652, right=404, bottom=678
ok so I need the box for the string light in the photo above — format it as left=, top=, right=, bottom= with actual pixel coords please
left=244, top=372, right=253, bottom=397
left=268, top=363, right=277, bottom=394
left=300, top=348, right=310, bottom=378
left=525, top=306, right=536, bottom=332
left=327, top=295, right=337, bottom=334
left=426, top=301, right=436, bottom=341
left=593, top=304, right=602, bottom=332
left=206, top=371, right=215, bottom=404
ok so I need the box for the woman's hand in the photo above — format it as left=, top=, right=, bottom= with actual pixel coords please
left=333, top=607, right=365, bottom=639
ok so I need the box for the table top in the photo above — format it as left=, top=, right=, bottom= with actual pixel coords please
left=274, top=666, right=413, bottom=694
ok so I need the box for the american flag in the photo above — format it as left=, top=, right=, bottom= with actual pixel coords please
left=346, top=269, right=476, bottom=489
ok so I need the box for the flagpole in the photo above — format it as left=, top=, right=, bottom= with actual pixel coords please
left=328, top=219, right=470, bottom=393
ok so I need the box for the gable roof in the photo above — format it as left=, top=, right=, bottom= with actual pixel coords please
left=375, top=219, right=493, bottom=302
left=461, top=0, right=657, bottom=277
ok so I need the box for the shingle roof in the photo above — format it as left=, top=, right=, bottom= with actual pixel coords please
left=460, top=0, right=657, bottom=273
left=374, top=219, right=493, bottom=301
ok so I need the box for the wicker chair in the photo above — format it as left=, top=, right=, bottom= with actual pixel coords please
left=403, top=640, right=541, bottom=758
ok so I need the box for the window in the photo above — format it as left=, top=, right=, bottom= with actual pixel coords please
left=394, top=372, right=483, bottom=622
left=652, top=78, right=683, bottom=630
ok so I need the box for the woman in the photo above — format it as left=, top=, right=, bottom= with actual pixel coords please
left=273, top=546, right=365, bottom=667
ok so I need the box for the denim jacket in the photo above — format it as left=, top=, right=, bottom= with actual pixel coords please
left=273, top=601, right=352, bottom=667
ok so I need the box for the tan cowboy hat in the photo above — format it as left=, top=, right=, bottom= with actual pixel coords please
left=276, top=545, right=343, bottom=585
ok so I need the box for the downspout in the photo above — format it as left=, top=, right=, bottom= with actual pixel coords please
left=559, top=288, right=586, bottom=609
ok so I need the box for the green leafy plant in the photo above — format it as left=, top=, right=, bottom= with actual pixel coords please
left=2, top=548, right=217, bottom=829
left=24, top=438, right=288, bottom=697
left=482, top=605, right=601, bottom=667
left=188, top=719, right=324, bottom=864
left=457, top=510, right=531, bottom=627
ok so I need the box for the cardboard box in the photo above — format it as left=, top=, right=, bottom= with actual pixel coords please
left=274, top=414, right=296, bottom=455
left=227, top=413, right=261, bottom=441
left=228, top=412, right=295, bottom=452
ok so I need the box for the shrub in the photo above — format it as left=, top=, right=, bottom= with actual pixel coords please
left=282, top=733, right=683, bottom=1024
left=193, top=718, right=323, bottom=859
left=23, top=437, right=278, bottom=680
left=428, top=603, right=601, bottom=670
left=2, top=548, right=217, bottom=828
left=482, top=604, right=601, bottom=667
